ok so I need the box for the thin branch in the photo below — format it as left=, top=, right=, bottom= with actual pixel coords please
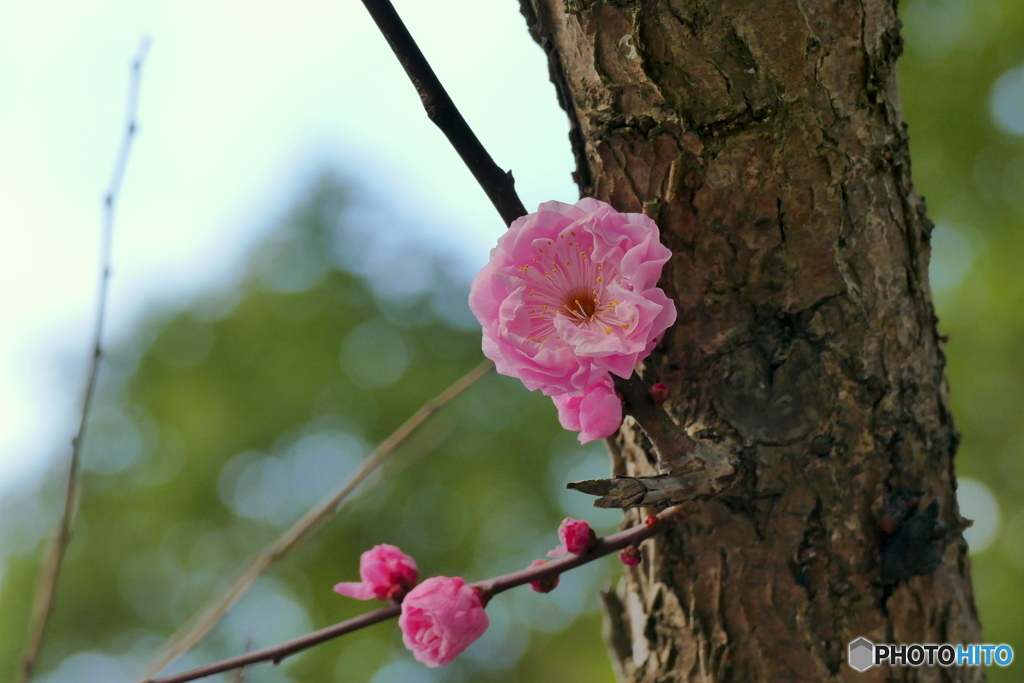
left=141, top=361, right=494, bottom=680
left=360, top=0, right=528, bottom=227
left=20, top=37, right=152, bottom=683
left=146, top=505, right=684, bottom=683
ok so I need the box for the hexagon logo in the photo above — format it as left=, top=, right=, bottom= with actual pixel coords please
left=848, top=637, right=875, bottom=672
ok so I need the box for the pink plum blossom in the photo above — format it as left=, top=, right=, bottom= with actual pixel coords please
left=469, top=198, right=676, bottom=398
left=399, top=576, right=489, bottom=667
left=551, top=375, right=622, bottom=443
left=334, top=544, right=418, bottom=602
left=547, top=517, right=597, bottom=557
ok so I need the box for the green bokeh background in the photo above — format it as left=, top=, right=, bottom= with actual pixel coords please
left=3, top=1, right=1023, bottom=680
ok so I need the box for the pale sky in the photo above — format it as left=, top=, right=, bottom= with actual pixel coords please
left=0, top=0, right=577, bottom=491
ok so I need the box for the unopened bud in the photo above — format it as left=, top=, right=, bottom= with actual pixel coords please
left=650, top=382, right=670, bottom=404
left=528, top=559, right=560, bottom=593
left=619, top=545, right=642, bottom=567
left=558, top=518, right=597, bottom=555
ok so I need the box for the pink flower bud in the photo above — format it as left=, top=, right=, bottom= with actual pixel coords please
left=399, top=576, right=489, bottom=667
left=650, top=382, right=670, bottom=404
left=547, top=517, right=597, bottom=557
left=528, top=559, right=560, bottom=593
left=619, top=545, right=642, bottom=567
left=551, top=375, right=623, bottom=443
left=334, top=544, right=418, bottom=602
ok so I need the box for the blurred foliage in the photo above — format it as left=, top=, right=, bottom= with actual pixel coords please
left=900, top=0, right=1024, bottom=677
left=3, top=1, right=1024, bottom=680
left=0, top=175, right=624, bottom=682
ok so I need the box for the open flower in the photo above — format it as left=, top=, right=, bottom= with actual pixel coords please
left=469, top=198, right=676, bottom=398
left=399, top=576, right=489, bottom=667
left=334, top=544, right=418, bottom=602
left=551, top=375, right=623, bottom=443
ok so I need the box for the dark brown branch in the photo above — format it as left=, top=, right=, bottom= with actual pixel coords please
left=360, top=0, right=528, bottom=227
left=20, top=37, right=152, bottom=683
left=145, top=506, right=684, bottom=683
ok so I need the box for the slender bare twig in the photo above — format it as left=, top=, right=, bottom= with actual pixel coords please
left=146, top=505, right=684, bottom=683
left=141, top=360, right=493, bottom=680
left=360, top=0, right=528, bottom=227
left=19, top=37, right=152, bottom=683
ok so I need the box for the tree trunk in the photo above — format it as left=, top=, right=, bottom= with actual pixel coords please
left=519, top=1, right=983, bottom=681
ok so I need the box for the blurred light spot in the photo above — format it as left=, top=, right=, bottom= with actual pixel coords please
left=991, top=64, right=1024, bottom=136
left=218, top=427, right=366, bottom=526
left=340, top=319, right=410, bottom=388
left=255, top=234, right=329, bottom=293
left=334, top=636, right=390, bottom=681
left=0, top=491, right=55, bottom=556
left=138, top=424, right=187, bottom=487
left=549, top=436, right=626, bottom=531
left=369, top=659, right=443, bottom=683
left=1003, top=154, right=1024, bottom=215
left=1002, top=509, right=1024, bottom=570
left=514, top=560, right=607, bottom=633
left=119, top=546, right=184, bottom=626
left=152, top=321, right=215, bottom=368
left=37, top=651, right=130, bottom=683
left=430, top=285, right=478, bottom=330
left=83, top=407, right=142, bottom=474
left=223, top=579, right=312, bottom=647
left=929, top=223, right=974, bottom=293
left=286, top=430, right=364, bottom=505
left=463, top=599, right=529, bottom=670
left=902, top=0, right=972, bottom=61
left=958, top=476, right=1001, bottom=553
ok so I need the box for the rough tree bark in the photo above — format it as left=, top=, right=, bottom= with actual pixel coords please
left=519, top=1, right=983, bottom=681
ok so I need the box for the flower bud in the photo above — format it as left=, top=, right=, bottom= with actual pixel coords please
left=548, top=517, right=597, bottom=557
left=334, top=544, right=418, bottom=602
left=528, top=559, right=560, bottom=593
left=619, top=545, right=642, bottom=567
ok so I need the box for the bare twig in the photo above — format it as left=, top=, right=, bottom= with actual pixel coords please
left=141, top=361, right=493, bottom=680
left=20, top=37, right=152, bottom=683
left=360, top=0, right=528, bottom=227
left=146, top=505, right=684, bottom=683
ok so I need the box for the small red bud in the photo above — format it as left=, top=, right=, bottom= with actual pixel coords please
left=528, top=559, right=560, bottom=593
left=644, top=514, right=659, bottom=528
left=619, top=545, right=642, bottom=567
left=650, top=382, right=670, bottom=404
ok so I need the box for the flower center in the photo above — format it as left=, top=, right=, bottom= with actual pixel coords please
left=562, top=288, right=598, bottom=321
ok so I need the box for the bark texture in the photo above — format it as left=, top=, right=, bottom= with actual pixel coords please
left=519, top=1, right=983, bottom=681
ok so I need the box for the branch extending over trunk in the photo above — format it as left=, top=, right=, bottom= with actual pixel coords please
left=361, top=0, right=527, bottom=227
